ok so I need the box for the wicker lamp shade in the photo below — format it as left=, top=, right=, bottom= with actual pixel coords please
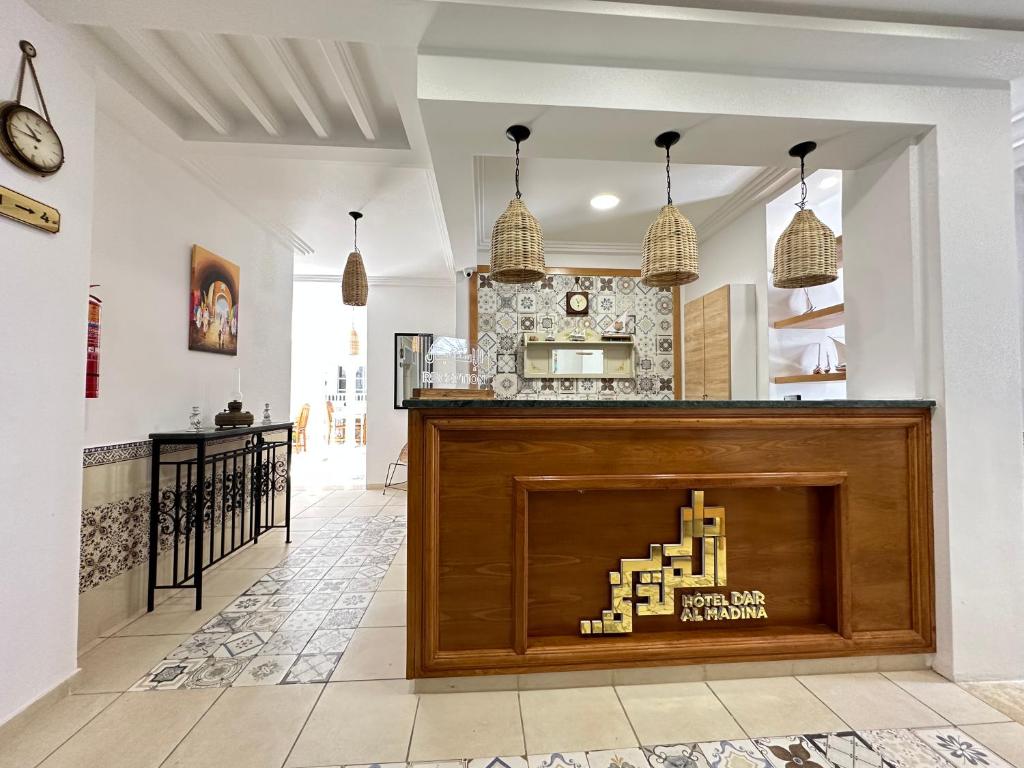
left=490, top=197, right=545, bottom=283
left=342, top=251, right=368, bottom=306
left=641, top=204, right=699, bottom=287
left=773, top=208, right=837, bottom=288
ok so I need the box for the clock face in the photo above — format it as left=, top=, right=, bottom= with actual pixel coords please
left=567, top=291, right=589, bottom=315
left=2, top=105, right=64, bottom=175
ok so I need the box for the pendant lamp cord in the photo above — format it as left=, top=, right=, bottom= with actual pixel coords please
left=15, top=46, right=51, bottom=123
left=797, top=154, right=808, bottom=211
left=352, top=216, right=359, bottom=253
left=514, top=138, right=522, bottom=199
left=665, top=143, right=673, bottom=205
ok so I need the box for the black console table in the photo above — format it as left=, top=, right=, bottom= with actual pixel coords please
left=147, top=422, right=293, bottom=611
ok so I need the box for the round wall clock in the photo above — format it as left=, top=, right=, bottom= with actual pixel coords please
left=0, top=41, right=64, bottom=177
left=0, top=102, right=64, bottom=176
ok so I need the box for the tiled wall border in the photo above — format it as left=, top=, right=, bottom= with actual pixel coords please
left=83, top=440, right=152, bottom=467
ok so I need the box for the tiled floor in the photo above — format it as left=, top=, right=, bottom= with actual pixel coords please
left=2, top=485, right=1024, bottom=768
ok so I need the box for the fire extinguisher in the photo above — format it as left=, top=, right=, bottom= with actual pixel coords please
left=86, top=286, right=101, bottom=398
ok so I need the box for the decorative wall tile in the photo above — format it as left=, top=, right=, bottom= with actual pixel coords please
left=476, top=272, right=674, bottom=401
left=83, top=440, right=151, bottom=467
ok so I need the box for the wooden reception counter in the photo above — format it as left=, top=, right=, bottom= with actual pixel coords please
left=405, top=400, right=935, bottom=679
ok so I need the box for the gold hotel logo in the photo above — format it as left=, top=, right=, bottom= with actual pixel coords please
left=581, top=490, right=729, bottom=635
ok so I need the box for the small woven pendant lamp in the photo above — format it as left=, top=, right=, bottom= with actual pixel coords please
left=641, top=130, right=699, bottom=287
left=342, top=210, right=368, bottom=306
left=773, top=141, right=838, bottom=289
left=490, top=124, right=545, bottom=284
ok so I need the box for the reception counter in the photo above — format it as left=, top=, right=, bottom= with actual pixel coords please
left=405, top=399, right=935, bottom=679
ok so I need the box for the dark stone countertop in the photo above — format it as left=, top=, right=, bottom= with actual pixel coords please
left=403, top=399, right=935, bottom=409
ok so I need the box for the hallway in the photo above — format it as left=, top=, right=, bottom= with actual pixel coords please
left=1, top=484, right=1023, bottom=768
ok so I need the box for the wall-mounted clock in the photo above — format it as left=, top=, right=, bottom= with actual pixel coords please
left=566, top=290, right=590, bottom=316
left=0, top=41, right=64, bottom=177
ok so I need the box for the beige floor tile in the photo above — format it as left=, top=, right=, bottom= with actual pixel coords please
left=413, top=675, right=519, bottom=693
left=360, top=591, right=406, bottom=627
left=885, top=671, right=1010, bottom=725
left=74, top=634, right=191, bottom=693
left=0, top=693, right=117, bottom=768
left=331, top=627, right=406, bottom=680
left=612, top=665, right=706, bottom=686
left=617, top=682, right=745, bottom=744
left=190, top=567, right=269, bottom=597
left=409, top=691, right=524, bottom=760
left=520, top=686, right=637, bottom=754
left=961, top=682, right=1024, bottom=724
left=797, top=672, right=948, bottom=730
left=518, top=670, right=614, bottom=690
left=962, top=721, right=1024, bottom=767
left=379, top=565, right=407, bottom=591
left=709, top=676, right=848, bottom=737
left=38, top=689, right=221, bottom=768
left=288, top=517, right=328, bottom=531
left=351, top=492, right=394, bottom=506
left=394, top=544, right=408, bottom=565
left=220, top=546, right=291, bottom=569
left=116, top=594, right=234, bottom=637
left=285, top=680, right=417, bottom=767
left=162, top=684, right=322, bottom=768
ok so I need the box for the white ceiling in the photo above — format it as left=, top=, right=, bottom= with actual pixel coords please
left=25, top=0, right=1024, bottom=279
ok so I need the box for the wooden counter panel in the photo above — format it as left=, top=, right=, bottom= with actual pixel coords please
left=410, top=408, right=933, bottom=676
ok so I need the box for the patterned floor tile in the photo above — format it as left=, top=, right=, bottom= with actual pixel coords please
left=232, top=654, right=297, bottom=686
left=303, top=628, right=355, bottom=654
left=283, top=653, right=342, bottom=684
left=299, top=592, right=344, bottom=611
left=312, top=579, right=351, bottom=595
left=859, top=729, right=949, bottom=768
left=261, top=594, right=306, bottom=612
left=528, top=753, right=588, bottom=768
left=212, top=630, right=273, bottom=658
left=752, top=737, right=827, bottom=768
left=335, top=592, right=374, bottom=610
left=262, top=629, right=316, bottom=655
left=281, top=610, right=329, bottom=631
left=265, top=566, right=299, bottom=581
left=225, top=594, right=270, bottom=612
left=130, top=659, right=206, bottom=691
left=244, top=579, right=281, bottom=595
left=468, top=758, right=529, bottom=768
left=182, top=657, right=246, bottom=688
left=327, top=566, right=361, bottom=580
left=804, top=732, right=884, bottom=768
left=913, top=727, right=1014, bottom=768
left=588, top=748, right=649, bottom=768
left=167, top=632, right=229, bottom=660
left=697, top=741, right=767, bottom=768
left=235, top=611, right=291, bottom=632
left=409, top=762, right=466, bottom=768
left=322, top=608, right=365, bottom=629
left=348, top=577, right=382, bottom=592
left=277, top=579, right=320, bottom=595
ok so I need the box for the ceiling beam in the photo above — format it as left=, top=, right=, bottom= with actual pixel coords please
left=115, top=27, right=232, bottom=136
left=191, top=33, right=283, bottom=137
left=698, top=167, right=798, bottom=241
left=318, top=40, right=379, bottom=141
left=254, top=36, right=331, bottom=139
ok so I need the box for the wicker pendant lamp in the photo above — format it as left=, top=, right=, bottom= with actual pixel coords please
left=490, top=124, right=545, bottom=284
left=342, top=210, right=368, bottom=306
left=641, top=130, right=699, bottom=287
left=773, top=141, right=838, bottom=289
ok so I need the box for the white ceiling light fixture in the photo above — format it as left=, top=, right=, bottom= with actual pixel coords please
left=590, top=193, right=620, bottom=210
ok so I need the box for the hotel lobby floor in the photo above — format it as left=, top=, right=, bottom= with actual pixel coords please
left=3, top=487, right=1024, bottom=768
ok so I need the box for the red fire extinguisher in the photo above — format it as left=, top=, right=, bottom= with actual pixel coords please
left=86, top=286, right=101, bottom=398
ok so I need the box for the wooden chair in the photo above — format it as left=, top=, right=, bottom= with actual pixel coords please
left=294, top=403, right=310, bottom=453
left=383, top=443, right=408, bottom=493
left=325, top=400, right=334, bottom=444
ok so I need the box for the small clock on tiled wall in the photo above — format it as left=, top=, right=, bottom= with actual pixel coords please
left=565, top=278, right=590, bottom=316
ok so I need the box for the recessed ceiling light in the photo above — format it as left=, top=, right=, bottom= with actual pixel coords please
left=818, top=176, right=840, bottom=190
left=590, top=194, right=620, bottom=210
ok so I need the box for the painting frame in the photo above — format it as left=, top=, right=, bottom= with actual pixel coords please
left=188, top=245, right=240, bottom=356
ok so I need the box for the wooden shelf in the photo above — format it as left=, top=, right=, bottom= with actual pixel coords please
left=773, top=371, right=847, bottom=385
left=773, top=303, right=845, bottom=330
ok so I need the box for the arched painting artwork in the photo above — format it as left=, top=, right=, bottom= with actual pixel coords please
left=188, top=245, right=239, bottom=356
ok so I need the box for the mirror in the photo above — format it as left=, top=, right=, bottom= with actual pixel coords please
left=551, top=348, right=604, bottom=376
left=394, top=333, right=433, bottom=409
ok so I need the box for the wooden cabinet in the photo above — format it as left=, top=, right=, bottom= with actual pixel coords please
left=684, top=285, right=732, bottom=400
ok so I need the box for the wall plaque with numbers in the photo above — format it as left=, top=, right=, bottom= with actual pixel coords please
left=0, top=184, right=60, bottom=233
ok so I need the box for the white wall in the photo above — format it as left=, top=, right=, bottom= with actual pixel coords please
left=843, top=144, right=919, bottom=398
left=84, top=113, right=294, bottom=445
left=367, top=283, right=456, bottom=484
left=0, top=0, right=96, bottom=725
left=687, top=205, right=769, bottom=398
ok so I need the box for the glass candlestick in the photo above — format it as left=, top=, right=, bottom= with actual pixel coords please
left=262, top=403, right=272, bottom=425
left=189, top=406, right=202, bottom=431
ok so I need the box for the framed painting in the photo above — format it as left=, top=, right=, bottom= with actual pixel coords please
left=188, top=245, right=239, bottom=356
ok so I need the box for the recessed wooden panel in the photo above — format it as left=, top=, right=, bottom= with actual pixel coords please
left=408, top=406, right=933, bottom=678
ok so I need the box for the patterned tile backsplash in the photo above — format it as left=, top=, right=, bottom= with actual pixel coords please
left=476, top=272, right=676, bottom=400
